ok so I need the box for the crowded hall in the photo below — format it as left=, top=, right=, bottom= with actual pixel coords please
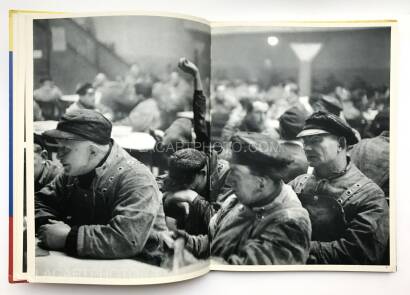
left=32, top=16, right=390, bottom=272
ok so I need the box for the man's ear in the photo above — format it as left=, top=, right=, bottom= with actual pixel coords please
left=337, top=137, right=347, bottom=151
left=198, top=166, right=207, bottom=177
left=40, top=149, right=48, bottom=160
left=88, top=144, right=97, bottom=156
left=257, top=176, right=265, bottom=189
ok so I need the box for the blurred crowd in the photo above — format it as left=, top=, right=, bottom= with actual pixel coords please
left=210, top=75, right=389, bottom=145
left=33, top=62, right=194, bottom=131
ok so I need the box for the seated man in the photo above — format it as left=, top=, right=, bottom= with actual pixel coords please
left=35, top=109, right=169, bottom=262
left=33, top=77, right=63, bottom=120
left=159, top=59, right=231, bottom=238
left=291, top=111, right=389, bottom=264
left=162, top=148, right=216, bottom=237
left=34, top=133, right=62, bottom=192
left=116, top=79, right=161, bottom=132
left=309, top=93, right=343, bottom=116
left=65, top=83, right=96, bottom=114
left=180, top=132, right=312, bottom=265
left=350, top=110, right=390, bottom=200
left=278, top=106, right=309, bottom=183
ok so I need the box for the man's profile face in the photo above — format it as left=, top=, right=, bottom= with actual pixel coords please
left=192, top=166, right=208, bottom=193
left=80, top=88, right=96, bottom=108
left=55, top=139, right=93, bottom=176
left=229, top=163, right=260, bottom=206
left=245, top=101, right=268, bottom=132
left=302, top=134, right=340, bottom=167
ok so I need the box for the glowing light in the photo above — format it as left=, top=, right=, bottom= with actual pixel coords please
left=267, top=36, right=279, bottom=46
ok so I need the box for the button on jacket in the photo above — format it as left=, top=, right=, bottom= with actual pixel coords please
left=35, top=141, right=168, bottom=259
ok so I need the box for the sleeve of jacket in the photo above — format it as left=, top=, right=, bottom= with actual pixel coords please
left=188, top=195, right=215, bottom=230
left=76, top=168, right=161, bottom=259
left=309, top=184, right=389, bottom=264
left=35, top=173, right=68, bottom=231
left=227, top=217, right=311, bottom=265
left=185, top=234, right=210, bottom=259
left=193, top=90, right=210, bottom=150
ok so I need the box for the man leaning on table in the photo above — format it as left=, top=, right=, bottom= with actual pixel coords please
left=35, top=109, right=171, bottom=262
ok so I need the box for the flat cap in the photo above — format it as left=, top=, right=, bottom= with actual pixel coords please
left=43, top=109, right=112, bottom=145
left=168, top=148, right=207, bottom=183
left=297, top=111, right=358, bottom=145
left=75, top=82, right=93, bottom=96
left=321, top=95, right=343, bottom=111
left=279, top=106, right=308, bottom=140
left=230, top=132, right=292, bottom=169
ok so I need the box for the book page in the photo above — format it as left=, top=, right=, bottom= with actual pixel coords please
left=208, top=21, right=396, bottom=272
left=12, top=11, right=213, bottom=285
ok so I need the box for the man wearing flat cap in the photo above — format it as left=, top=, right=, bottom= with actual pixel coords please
left=180, top=132, right=312, bottom=265
left=35, top=109, right=169, bottom=262
left=278, top=106, right=309, bottom=183
left=310, top=94, right=343, bottom=117
left=290, top=111, right=389, bottom=264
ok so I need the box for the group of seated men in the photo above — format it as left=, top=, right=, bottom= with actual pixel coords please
left=34, top=58, right=389, bottom=267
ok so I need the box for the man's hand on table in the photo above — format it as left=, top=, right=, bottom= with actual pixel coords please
left=38, top=219, right=71, bottom=250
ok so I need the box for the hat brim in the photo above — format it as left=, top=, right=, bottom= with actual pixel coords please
left=296, top=129, right=330, bottom=138
left=43, top=129, right=86, bottom=141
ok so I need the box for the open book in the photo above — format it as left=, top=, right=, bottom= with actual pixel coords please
left=9, top=10, right=396, bottom=285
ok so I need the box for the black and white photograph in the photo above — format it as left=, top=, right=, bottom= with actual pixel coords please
left=22, top=13, right=394, bottom=285
left=30, top=14, right=211, bottom=281
left=209, top=25, right=392, bottom=267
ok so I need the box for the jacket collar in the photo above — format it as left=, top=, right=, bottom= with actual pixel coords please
left=251, top=181, right=295, bottom=213
left=95, top=140, right=122, bottom=177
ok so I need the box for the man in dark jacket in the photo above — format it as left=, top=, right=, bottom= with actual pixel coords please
left=181, top=132, right=312, bottom=264
left=290, top=111, right=389, bottom=264
left=160, top=58, right=230, bottom=239
left=35, top=109, right=169, bottom=262
left=350, top=110, right=390, bottom=200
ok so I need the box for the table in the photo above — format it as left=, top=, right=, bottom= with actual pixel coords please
left=35, top=250, right=168, bottom=278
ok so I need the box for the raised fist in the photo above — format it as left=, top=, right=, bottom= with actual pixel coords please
left=178, top=57, right=199, bottom=76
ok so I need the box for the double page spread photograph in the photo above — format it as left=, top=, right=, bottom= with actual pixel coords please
left=9, top=10, right=396, bottom=285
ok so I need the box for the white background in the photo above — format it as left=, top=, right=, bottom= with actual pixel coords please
left=1, top=0, right=410, bottom=294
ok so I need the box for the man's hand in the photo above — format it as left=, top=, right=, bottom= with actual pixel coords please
left=178, top=57, right=199, bottom=77
left=158, top=231, right=175, bottom=249
left=164, top=190, right=198, bottom=218
left=169, top=189, right=198, bottom=204
left=38, top=219, right=71, bottom=251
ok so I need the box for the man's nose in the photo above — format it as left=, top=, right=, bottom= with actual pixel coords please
left=303, top=144, right=313, bottom=152
left=56, top=148, right=64, bottom=159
